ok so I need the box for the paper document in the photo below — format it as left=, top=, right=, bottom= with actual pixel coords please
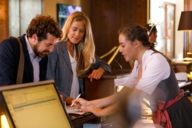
left=178, top=81, right=192, bottom=88
left=66, top=106, right=85, bottom=115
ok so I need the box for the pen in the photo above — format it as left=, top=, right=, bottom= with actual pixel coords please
left=71, top=94, right=81, bottom=107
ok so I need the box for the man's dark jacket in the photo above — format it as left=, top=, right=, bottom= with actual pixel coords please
left=0, top=35, right=47, bottom=85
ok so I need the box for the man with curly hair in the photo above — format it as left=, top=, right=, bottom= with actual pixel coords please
left=0, top=15, right=62, bottom=85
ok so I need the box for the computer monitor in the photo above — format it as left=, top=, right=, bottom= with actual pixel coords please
left=0, top=80, right=72, bottom=128
left=56, top=4, right=82, bottom=27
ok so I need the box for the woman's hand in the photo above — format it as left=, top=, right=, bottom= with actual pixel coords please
left=73, top=98, right=100, bottom=115
left=74, top=97, right=117, bottom=117
left=80, top=103, right=102, bottom=116
left=88, top=67, right=105, bottom=81
left=73, top=98, right=89, bottom=109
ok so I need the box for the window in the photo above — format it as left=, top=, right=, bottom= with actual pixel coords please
left=9, top=0, right=42, bottom=36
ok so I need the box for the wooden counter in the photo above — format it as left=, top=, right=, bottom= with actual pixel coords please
left=173, top=61, right=192, bottom=73
left=83, top=75, right=116, bottom=100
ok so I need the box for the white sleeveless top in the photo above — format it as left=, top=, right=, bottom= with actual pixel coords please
left=68, top=50, right=79, bottom=98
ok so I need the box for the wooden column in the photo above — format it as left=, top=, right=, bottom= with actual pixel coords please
left=0, top=0, right=8, bottom=42
left=184, top=0, right=192, bottom=10
left=89, top=0, right=147, bottom=73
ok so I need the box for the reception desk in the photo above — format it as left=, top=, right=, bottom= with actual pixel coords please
left=70, top=113, right=100, bottom=128
left=173, top=61, right=192, bottom=73
left=83, top=75, right=116, bottom=100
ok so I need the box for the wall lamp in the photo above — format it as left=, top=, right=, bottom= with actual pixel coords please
left=178, top=11, right=192, bottom=58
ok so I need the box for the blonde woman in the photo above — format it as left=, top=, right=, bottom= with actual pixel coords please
left=47, top=12, right=111, bottom=101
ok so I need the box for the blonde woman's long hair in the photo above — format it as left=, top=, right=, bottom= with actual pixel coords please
left=62, top=11, right=95, bottom=74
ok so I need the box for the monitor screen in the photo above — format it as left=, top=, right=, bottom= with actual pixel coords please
left=1, top=81, right=71, bottom=128
left=57, top=4, right=82, bottom=27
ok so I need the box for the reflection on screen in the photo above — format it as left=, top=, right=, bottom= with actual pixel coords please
left=2, top=84, right=71, bottom=128
left=57, top=4, right=82, bottom=27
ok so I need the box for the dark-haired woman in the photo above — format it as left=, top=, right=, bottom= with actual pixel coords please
left=75, top=24, right=192, bottom=128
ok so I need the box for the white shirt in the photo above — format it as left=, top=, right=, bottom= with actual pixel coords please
left=115, top=50, right=170, bottom=95
left=25, top=36, right=41, bottom=82
left=68, top=50, right=79, bottom=98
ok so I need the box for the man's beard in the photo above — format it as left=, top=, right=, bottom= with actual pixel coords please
left=33, top=44, right=48, bottom=58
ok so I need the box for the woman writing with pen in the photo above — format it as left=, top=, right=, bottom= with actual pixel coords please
left=74, top=24, right=192, bottom=128
left=70, top=94, right=81, bottom=107
left=46, top=11, right=111, bottom=104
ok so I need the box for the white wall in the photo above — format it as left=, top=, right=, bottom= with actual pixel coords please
left=150, top=0, right=184, bottom=60
left=9, top=0, right=42, bottom=36
left=9, top=0, right=20, bottom=36
left=175, top=0, right=184, bottom=60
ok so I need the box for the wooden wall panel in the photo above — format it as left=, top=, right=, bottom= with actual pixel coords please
left=0, top=0, right=8, bottom=42
left=184, top=0, right=192, bottom=10
left=89, top=0, right=147, bottom=73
